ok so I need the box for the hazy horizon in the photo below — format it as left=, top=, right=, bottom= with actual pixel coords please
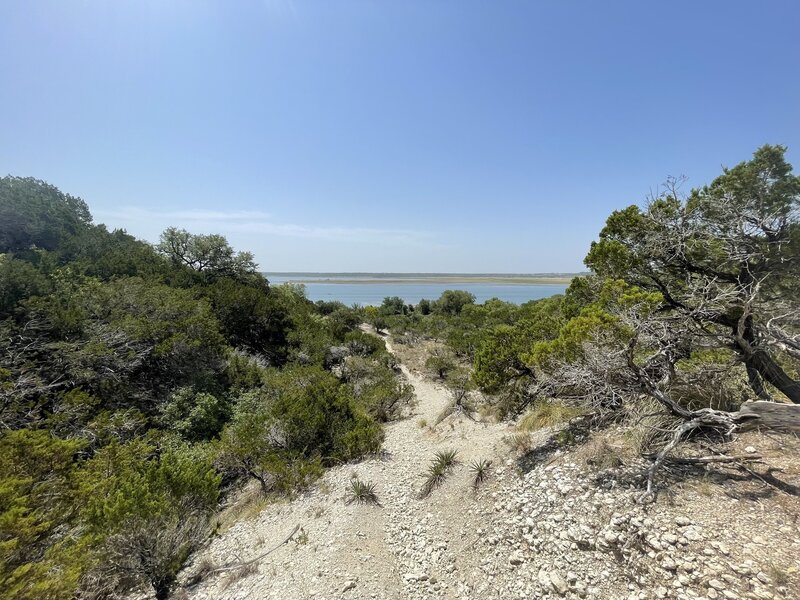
left=263, top=271, right=584, bottom=276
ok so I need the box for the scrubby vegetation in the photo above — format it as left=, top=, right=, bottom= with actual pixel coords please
left=419, top=449, right=458, bottom=498
left=345, top=477, right=379, bottom=505
left=1, top=144, right=797, bottom=597
left=469, top=458, right=492, bottom=490
left=0, top=177, right=408, bottom=599
left=383, top=145, right=800, bottom=494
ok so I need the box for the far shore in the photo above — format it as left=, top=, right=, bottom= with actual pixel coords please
left=283, top=276, right=575, bottom=285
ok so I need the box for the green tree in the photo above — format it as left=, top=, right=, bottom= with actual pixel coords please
left=0, top=429, right=87, bottom=600
left=380, top=296, right=407, bottom=316
left=218, top=367, right=382, bottom=493
left=0, top=176, right=91, bottom=253
left=157, top=227, right=258, bottom=280
left=585, top=145, right=800, bottom=402
left=158, top=388, right=231, bottom=441
left=75, top=439, right=219, bottom=599
left=433, top=290, right=476, bottom=316
left=417, top=298, right=432, bottom=315
left=425, top=347, right=457, bottom=380
left=0, top=255, right=51, bottom=318
left=201, top=277, right=291, bottom=362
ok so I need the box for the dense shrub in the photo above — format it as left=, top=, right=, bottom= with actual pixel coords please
left=0, top=178, right=405, bottom=597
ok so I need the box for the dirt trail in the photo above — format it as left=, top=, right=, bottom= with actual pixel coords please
left=184, top=334, right=512, bottom=600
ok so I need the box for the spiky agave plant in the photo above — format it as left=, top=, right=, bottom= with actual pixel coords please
left=419, top=449, right=459, bottom=498
left=346, top=478, right=380, bottom=505
left=469, top=458, right=492, bottom=490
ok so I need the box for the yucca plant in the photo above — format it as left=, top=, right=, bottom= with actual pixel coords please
left=469, top=458, right=491, bottom=490
left=419, top=449, right=459, bottom=498
left=346, top=477, right=380, bottom=505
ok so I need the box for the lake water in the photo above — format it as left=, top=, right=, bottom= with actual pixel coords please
left=265, top=274, right=568, bottom=306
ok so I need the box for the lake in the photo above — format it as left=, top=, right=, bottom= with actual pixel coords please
left=264, top=274, right=570, bottom=306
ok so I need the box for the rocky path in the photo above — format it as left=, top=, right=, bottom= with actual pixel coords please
left=183, top=335, right=512, bottom=600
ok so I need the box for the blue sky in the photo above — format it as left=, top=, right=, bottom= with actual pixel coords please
left=1, top=1, right=798, bottom=272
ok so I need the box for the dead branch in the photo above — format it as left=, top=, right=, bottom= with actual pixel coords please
left=646, top=454, right=762, bottom=464
left=198, top=523, right=300, bottom=579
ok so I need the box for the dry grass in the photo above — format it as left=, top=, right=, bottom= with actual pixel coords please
left=221, top=562, right=259, bottom=591
left=620, top=398, right=682, bottom=456
left=691, top=474, right=716, bottom=497
left=766, top=561, right=790, bottom=587
left=193, top=556, right=218, bottom=582
left=215, top=484, right=273, bottom=532
left=519, top=401, right=584, bottom=432
left=504, top=432, right=533, bottom=453
left=576, top=434, right=624, bottom=470
left=390, top=339, right=441, bottom=376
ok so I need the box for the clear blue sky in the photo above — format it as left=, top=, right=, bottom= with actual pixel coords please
left=2, top=1, right=798, bottom=272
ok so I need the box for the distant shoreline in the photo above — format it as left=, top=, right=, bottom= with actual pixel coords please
left=264, top=273, right=579, bottom=285
left=281, top=276, right=574, bottom=285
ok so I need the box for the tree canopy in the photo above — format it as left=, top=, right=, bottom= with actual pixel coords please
left=585, top=145, right=800, bottom=402
left=0, top=179, right=398, bottom=599
left=157, top=227, right=258, bottom=280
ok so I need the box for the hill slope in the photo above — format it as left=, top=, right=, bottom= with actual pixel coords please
left=181, top=335, right=800, bottom=600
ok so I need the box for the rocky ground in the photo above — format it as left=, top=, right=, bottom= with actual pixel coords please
left=178, top=335, right=800, bottom=600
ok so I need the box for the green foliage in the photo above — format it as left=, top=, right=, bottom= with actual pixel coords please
left=419, top=449, right=458, bottom=499
left=218, top=367, right=383, bottom=493
left=0, top=176, right=400, bottom=596
left=157, top=227, right=258, bottom=280
left=473, top=324, right=533, bottom=393
left=0, top=429, right=86, bottom=600
left=417, top=298, right=432, bottom=315
left=0, top=176, right=91, bottom=253
left=200, top=277, right=291, bottom=362
left=327, top=306, right=362, bottom=337
left=425, top=347, right=457, bottom=380
left=158, top=388, right=231, bottom=441
left=344, top=356, right=413, bottom=422
left=60, top=225, right=170, bottom=281
left=343, top=330, right=386, bottom=356
left=267, top=367, right=382, bottom=462
left=469, top=458, right=492, bottom=490
left=0, top=255, right=51, bottom=318
left=380, top=296, right=408, bottom=316
left=433, top=289, right=476, bottom=316
left=75, top=438, right=219, bottom=534
left=584, top=145, right=800, bottom=402
left=346, top=477, right=379, bottom=505
left=97, top=278, right=227, bottom=397
left=223, top=350, right=270, bottom=391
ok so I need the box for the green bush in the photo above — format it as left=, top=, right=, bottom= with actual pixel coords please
left=433, top=290, right=475, bottom=316
left=0, top=255, right=51, bottom=318
left=218, top=367, right=383, bottom=493
left=158, top=388, right=231, bottom=441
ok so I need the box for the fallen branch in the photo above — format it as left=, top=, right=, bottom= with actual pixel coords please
left=185, top=523, right=301, bottom=587
left=645, top=454, right=762, bottom=464
left=639, top=409, right=740, bottom=503
left=213, top=524, right=301, bottom=574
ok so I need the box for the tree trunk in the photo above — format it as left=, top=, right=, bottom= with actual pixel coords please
left=743, top=347, right=800, bottom=404
left=745, top=364, right=772, bottom=401
left=734, top=401, right=800, bottom=433
left=735, top=319, right=800, bottom=404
